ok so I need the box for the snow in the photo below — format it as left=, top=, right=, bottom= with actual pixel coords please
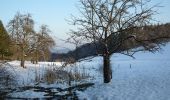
left=2, top=61, right=62, bottom=86
left=0, top=61, right=67, bottom=98
left=1, top=43, right=170, bottom=99
left=77, top=58, right=170, bottom=100
left=8, top=90, right=47, bottom=99
left=76, top=44, right=170, bottom=100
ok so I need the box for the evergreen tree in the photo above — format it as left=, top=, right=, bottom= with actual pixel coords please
left=0, top=20, right=11, bottom=60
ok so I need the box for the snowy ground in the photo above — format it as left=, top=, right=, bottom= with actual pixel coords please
left=77, top=57, right=170, bottom=100
left=1, top=44, right=170, bottom=99
left=76, top=44, right=170, bottom=100
left=4, top=61, right=63, bottom=86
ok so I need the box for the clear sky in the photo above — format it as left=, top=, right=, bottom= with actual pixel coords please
left=0, top=0, right=79, bottom=40
left=0, top=0, right=170, bottom=48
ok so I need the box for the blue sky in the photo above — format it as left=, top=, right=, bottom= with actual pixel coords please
left=0, top=0, right=79, bottom=39
left=0, top=0, right=170, bottom=46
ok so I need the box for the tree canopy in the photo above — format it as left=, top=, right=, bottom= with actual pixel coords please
left=68, top=0, right=169, bottom=83
left=0, top=20, right=11, bottom=60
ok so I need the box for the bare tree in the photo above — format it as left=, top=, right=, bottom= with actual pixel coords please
left=7, top=12, right=35, bottom=68
left=66, top=30, right=84, bottom=61
left=31, top=25, right=55, bottom=63
left=69, top=0, right=162, bottom=83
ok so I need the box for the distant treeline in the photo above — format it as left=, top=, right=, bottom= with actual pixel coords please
left=51, top=23, right=170, bottom=61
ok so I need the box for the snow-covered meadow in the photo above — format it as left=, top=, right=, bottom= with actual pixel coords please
left=0, top=44, right=170, bottom=99
left=77, top=44, right=170, bottom=100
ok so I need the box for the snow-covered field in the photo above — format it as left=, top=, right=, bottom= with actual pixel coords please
left=77, top=57, right=170, bottom=100
left=1, top=44, right=170, bottom=100
left=77, top=44, right=170, bottom=100
left=3, top=61, right=63, bottom=86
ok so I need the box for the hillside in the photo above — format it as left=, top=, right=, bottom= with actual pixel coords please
left=52, top=23, right=170, bottom=61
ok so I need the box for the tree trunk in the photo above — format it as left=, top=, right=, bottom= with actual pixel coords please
left=35, top=50, right=38, bottom=64
left=1, top=54, right=4, bottom=60
left=103, top=53, right=112, bottom=83
left=21, top=59, right=25, bottom=68
left=20, top=45, right=25, bottom=68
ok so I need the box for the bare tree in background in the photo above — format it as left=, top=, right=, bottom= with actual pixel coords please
left=69, top=0, right=161, bottom=83
left=7, top=12, right=35, bottom=68
left=8, top=13, right=55, bottom=66
left=31, top=25, right=55, bottom=63
left=67, top=30, right=83, bottom=61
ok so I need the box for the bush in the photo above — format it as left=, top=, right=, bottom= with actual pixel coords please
left=44, top=68, right=58, bottom=84
left=43, top=65, right=90, bottom=85
left=0, top=62, right=17, bottom=88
